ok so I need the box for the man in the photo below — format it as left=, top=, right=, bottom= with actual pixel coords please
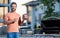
left=4, top=2, right=28, bottom=38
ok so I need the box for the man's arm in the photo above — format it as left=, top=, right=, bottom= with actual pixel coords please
left=18, top=17, right=24, bottom=26
left=4, top=15, right=17, bottom=25
left=18, top=14, right=28, bottom=26
left=4, top=19, right=15, bottom=25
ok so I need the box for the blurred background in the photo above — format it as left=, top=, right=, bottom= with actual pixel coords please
left=0, top=0, right=60, bottom=38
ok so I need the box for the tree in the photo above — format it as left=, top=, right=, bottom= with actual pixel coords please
left=41, top=0, right=59, bottom=19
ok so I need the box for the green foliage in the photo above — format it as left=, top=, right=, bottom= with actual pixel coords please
left=41, top=0, right=59, bottom=19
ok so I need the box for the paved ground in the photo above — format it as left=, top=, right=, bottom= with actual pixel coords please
left=0, top=36, right=56, bottom=38
left=0, top=36, right=35, bottom=38
left=0, top=35, right=36, bottom=38
left=0, top=34, right=60, bottom=38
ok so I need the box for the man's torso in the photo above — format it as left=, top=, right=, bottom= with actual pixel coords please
left=5, top=12, right=20, bottom=32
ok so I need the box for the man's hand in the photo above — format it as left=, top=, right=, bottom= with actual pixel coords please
left=22, top=14, right=28, bottom=20
left=13, top=18, right=18, bottom=22
left=18, top=14, right=28, bottom=26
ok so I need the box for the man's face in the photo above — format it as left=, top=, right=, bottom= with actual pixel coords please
left=11, top=4, right=17, bottom=12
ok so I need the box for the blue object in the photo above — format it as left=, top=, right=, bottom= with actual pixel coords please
left=7, top=32, right=19, bottom=38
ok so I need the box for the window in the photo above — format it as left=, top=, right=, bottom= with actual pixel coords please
left=0, top=0, right=10, bottom=26
left=0, top=0, right=8, bottom=4
left=0, top=7, right=8, bottom=19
